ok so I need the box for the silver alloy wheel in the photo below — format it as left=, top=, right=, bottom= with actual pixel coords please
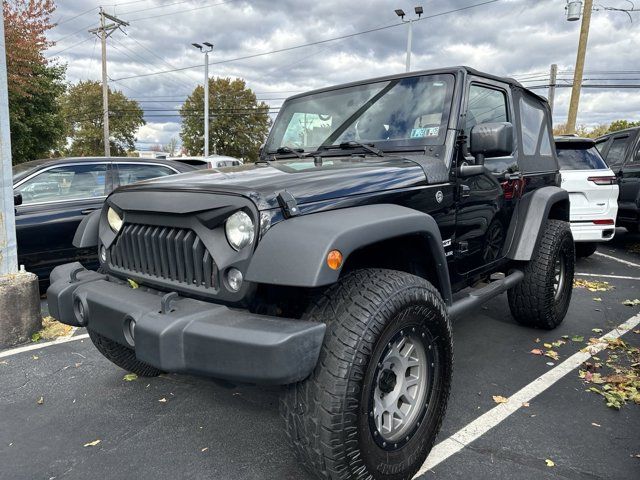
left=553, top=254, right=566, bottom=300
left=372, top=332, right=429, bottom=444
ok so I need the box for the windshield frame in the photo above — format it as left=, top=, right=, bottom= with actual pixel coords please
left=265, top=73, right=457, bottom=156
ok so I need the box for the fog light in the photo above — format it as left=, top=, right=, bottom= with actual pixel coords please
left=227, top=268, right=243, bottom=292
left=99, top=245, right=107, bottom=263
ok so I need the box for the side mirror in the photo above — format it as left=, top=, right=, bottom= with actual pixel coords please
left=14, top=193, right=22, bottom=206
left=470, top=122, right=514, bottom=165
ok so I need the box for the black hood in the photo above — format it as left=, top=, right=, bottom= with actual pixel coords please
left=119, top=156, right=433, bottom=210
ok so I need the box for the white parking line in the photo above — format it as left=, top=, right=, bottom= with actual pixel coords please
left=594, top=251, right=640, bottom=268
left=414, top=312, right=640, bottom=477
left=0, top=333, right=89, bottom=359
left=576, top=272, right=640, bottom=281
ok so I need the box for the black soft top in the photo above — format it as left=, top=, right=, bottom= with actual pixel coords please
left=286, top=66, right=545, bottom=102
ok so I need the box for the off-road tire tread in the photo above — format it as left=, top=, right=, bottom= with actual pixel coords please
left=280, top=269, right=452, bottom=480
left=88, top=329, right=163, bottom=377
left=507, top=219, right=574, bottom=329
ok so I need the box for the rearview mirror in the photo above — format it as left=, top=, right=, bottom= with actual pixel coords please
left=470, top=122, right=514, bottom=165
left=14, top=193, right=22, bottom=206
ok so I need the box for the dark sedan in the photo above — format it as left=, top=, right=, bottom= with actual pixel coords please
left=12, top=157, right=196, bottom=288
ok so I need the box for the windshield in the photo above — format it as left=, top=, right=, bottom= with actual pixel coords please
left=556, top=145, right=608, bottom=170
left=266, top=74, right=455, bottom=154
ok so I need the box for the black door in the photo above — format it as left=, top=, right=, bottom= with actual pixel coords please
left=14, top=162, right=114, bottom=284
left=454, top=82, right=518, bottom=277
left=606, top=134, right=640, bottom=224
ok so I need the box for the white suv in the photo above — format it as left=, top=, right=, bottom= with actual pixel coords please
left=170, top=155, right=243, bottom=170
left=556, top=136, right=619, bottom=258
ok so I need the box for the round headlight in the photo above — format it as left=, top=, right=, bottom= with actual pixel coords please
left=225, top=211, right=254, bottom=251
left=107, top=207, right=123, bottom=233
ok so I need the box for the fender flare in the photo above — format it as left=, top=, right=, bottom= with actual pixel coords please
left=72, top=210, right=101, bottom=248
left=506, top=186, right=570, bottom=261
left=245, top=204, right=452, bottom=304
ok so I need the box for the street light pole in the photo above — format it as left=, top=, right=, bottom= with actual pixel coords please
left=565, top=0, right=593, bottom=134
left=192, top=42, right=214, bottom=157
left=395, top=6, right=423, bottom=72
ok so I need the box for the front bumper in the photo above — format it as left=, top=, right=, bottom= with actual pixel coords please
left=570, top=222, right=616, bottom=242
left=47, top=263, right=325, bottom=385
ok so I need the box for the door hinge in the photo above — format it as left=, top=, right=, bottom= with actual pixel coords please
left=459, top=184, right=471, bottom=198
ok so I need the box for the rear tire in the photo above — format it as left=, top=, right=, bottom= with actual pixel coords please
left=88, top=329, right=163, bottom=377
left=575, top=242, right=598, bottom=258
left=280, top=269, right=453, bottom=480
left=508, top=219, right=575, bottom=329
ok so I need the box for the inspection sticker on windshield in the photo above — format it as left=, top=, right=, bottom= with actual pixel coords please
left=410, top=127, right=439, bottom=138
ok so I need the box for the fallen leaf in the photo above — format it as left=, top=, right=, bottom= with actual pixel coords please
left=593, top=297, right=602, bottom=302
left=545, top=350, right=559, bottom=361
left=123, top=373, right=138, bottom=382
left=492, top=395, right=509, bottom=404
left=622, top=299, right=640, bottom=307
left=201, top=447, right=208, bottom=452
left=36, top=396, right=44, bottom=405
left=530, top=348, right=544, bottom=356
left=522, top=402, right=530, bottom=407
left=545, top=459, right=555, bottom=467
left=591, top=422, right=601, bottom=427
left=534, top=338, right=540, bottom=343
left=633, top=330, right=640, bottom=334
left=573, top=279, right=613, bottom=292
left=0, top=360, right=7, bottom=365
left=32, top=355, right=39, bottom=360
left=592, top=328, right=603, bottom=334
left=546, top=362, right=555, bottom=366
left=571, top=335, right=584, bottom=342
left=159, top=397, right=167, bottom=403
left=31, top=332, right=41, bottom=342
left=127, top=279, right=139, bottom=289
left=543, top=343, right=553, bottom=349
left=83, top=439, right=101, bottom=447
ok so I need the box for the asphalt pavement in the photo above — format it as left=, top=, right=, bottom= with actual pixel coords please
left=1, top=229, right=639, bottom=480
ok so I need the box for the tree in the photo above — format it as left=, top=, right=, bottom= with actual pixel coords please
left=3, top=0, right=66, bottom=163
left=554, top=119, right=640, bottom=139
left=180, top=77, right=270, bottom=161
left=60, top=81, right=145, bottom=156
left=163, top=137, right=178, bottom=156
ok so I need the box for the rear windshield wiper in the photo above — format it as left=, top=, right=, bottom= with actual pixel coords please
left=313, top=141, right=384, bottom=157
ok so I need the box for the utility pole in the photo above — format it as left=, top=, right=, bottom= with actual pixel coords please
left=191, top=42, right=214, bottom=157
left=89, top=8, right=129, bottom=157
left=395, top=6, right=423, bottom=72
left=548, top=63, right=558, bottom=114
left=0, top=6, right=17, bottom=275
left=566, top=0, right=593, bottom=133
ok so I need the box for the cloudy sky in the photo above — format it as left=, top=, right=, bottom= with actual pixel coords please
left=46, top=0, right=640, bottom=150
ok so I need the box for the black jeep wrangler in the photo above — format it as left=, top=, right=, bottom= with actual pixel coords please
left=48, top=66, right=574, bottom=480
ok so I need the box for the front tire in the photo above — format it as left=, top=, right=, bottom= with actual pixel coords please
left=280, top=269, right=453, bottom=480
left=508, top=219, right=575, bottom=329
left=88, top=329, right=163, bottom=377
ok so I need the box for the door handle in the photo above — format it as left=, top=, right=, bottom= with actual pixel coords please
left=81, top=208, right=98, bottom=215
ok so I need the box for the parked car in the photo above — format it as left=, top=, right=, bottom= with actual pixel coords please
left=13, top=157, right=195, bottom=288
left=555, top=136, right=619, bottom=257
left=171, top=155, right=243, bottom=169
left=595, top=126, right=640, bottom=233
left=48, top=67, right=573, bottom=480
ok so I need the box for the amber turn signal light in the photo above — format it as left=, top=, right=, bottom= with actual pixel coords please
left=327, top=250, right=343, bottom=270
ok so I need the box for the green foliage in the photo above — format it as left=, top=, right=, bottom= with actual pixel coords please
left=554, top=119, right=640, bottom=139
left=60, top=81, right=145, bottom=156
left=180, top=77, right=271, bottom=162
left=9, top=62, right=66, bottom=163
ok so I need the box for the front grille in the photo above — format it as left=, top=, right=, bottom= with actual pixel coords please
left=109, top=224, right=218, bottom=289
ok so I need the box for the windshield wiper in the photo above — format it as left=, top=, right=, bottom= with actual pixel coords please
left=313, top=141, right=384, bottom=157
left=272, top=146, right=305, bottom=159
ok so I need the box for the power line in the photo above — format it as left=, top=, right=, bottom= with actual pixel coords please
left=111, top=0, right=501, bottom=81
left=127, top=0, right=241, bottom=22
left=47, top=36, right=93, bottom=57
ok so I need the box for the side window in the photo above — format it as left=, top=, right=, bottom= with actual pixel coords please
left=595, top=138, right=608, bottom=155
left=604, top=136, right=629, bottom=169
left=465, top=85, right=508, bottom=138
left=116, top=164, right=175, bottom=186
left=15, top=164, right=107, bottom=205
left=519, top=97, right=552, bottom=157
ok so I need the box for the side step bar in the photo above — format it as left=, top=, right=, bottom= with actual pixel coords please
left=447, top=270, right=524, bottom=320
